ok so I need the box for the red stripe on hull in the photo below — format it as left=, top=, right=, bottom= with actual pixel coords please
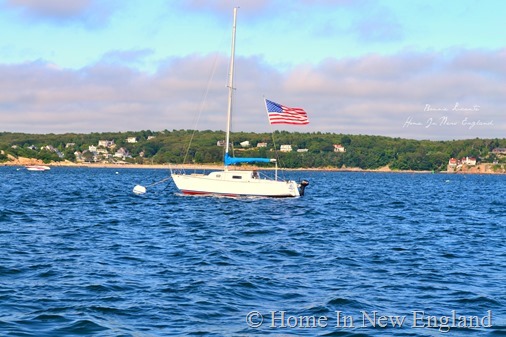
left=181, top=190, right=239, bottom=198
left=180, top=190, right=295, bottom=198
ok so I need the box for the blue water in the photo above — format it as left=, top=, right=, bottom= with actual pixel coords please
left=0, top=167, right=504, bottom=336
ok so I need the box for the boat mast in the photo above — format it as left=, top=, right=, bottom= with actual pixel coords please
left=224, top=7, right=238, bottom=170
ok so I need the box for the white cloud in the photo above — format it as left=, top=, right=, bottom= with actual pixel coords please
left=0, top=48, right=504, bottom=139
left=3, top=0, right=116, bottom=26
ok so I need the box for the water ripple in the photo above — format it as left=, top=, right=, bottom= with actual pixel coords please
left=0, top=168, right=504, bottom=336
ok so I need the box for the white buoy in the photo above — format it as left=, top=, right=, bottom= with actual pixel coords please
left=133, top=185, right=147, bottom=195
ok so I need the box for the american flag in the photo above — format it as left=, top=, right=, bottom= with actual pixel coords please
left=265, top=99, right=309, bottom=125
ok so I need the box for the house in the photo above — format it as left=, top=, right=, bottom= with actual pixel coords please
left=280, top=145, right=292, bottom=152
left=334, top=144, right=346, bottom=153
left=126, top=137, right=137, bottom=143
left=147, top=136, right=156, bottom=140
left=462, top=157, right=476, bottom=165
left=448, top=158, right=458, bottom=167
left=74, top=151, right=83, bottom=161
left=297, top=149, right=308, bottom=153
left=43, top=145, right=64, bottom=158
left=257, top=142, right=267, bottom=148
left=65, top=143, right=76, bottom=148
left=89, top=145, right=97, bottom=153
left=98, top=140, right=115, bottom=148
left=114, top=147, right=130, bottom=159
left=240, top=141, right=250, bottom=148
left=492, top=148, right=506, bottom=155
left=217, top=140, right=225, bottom=146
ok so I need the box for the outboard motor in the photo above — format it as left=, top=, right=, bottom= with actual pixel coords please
left=298, top=180, right=309, bottom=196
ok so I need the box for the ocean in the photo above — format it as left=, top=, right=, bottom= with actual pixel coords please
left=0, top=166, right=504, bottom=336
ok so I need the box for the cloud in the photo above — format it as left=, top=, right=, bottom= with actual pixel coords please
left=3, top=0, right=117, bottom=26
left=0, top=48, right=504, bottom=139
left=6, top=0, right=91, bottom=17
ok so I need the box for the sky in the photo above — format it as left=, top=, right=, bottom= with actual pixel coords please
left=0, top=0, right=505, bottom=140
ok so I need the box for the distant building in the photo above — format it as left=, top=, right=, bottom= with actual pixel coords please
left=114, top=147, right=130, bottom=159
left=147, top=136, right=156, bottom=140
left=217, top=140, right=225, bottom=147
left=43, top=145, right=64, bottom=158
left=257, top=142, right=268, bottom=148
left=74, top=151, right=83, bottom=161
left=334, top=144, right=346, bottom=153
left=240, top=141, right=250, bottom=148
left=65, top=143, right=76, bottom=148
left=89, top=145, right=97, bottom=153
left=448, top=156, right=477, bottom=171
left=126, top=137, right=137, bottom=143
left=462, top=156, right=477, bottom=166
left=98, top=140, right=115, bottom=148
left=297, top=148, right=308, bottom=153
left=280, top=145, right=292, bottom=152
left=492, top=148, right=506, bottom=155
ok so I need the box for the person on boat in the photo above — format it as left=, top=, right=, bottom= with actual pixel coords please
left=252, top=170, right=259, bottom=179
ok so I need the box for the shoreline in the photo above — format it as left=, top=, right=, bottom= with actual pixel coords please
left=2, top=158, right=505, bottom=174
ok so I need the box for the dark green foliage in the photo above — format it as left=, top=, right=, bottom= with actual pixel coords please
left=0, top=131, right=504, bottom=170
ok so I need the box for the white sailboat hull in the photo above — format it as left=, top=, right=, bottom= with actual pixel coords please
left=171, top=170, right=300, bottom=198
left=26, top=165, right=51, bottom=171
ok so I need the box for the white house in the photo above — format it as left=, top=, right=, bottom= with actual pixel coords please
left=126, top=137, right=137, bottom=143
left=462, top=156, right=477, bottom=165
left=74, top=151, right=83, bottom=161
left=257, top=142, right=268, bottom=148
left=448, top=158, right=458, bottom=167
left=334, top=144, right=346, bottom=153
left=240, top=141, right=250, bottom=148
left=280, top=145, right=292, bottom=152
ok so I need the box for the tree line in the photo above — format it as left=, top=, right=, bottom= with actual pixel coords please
left=1, top=130, right=505, bottom=171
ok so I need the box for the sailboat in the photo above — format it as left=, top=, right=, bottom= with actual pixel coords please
left=170, top=8, right=308, bottom=198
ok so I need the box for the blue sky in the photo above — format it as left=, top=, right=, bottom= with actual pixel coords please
left=1, top=0, right=505, bottom=139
